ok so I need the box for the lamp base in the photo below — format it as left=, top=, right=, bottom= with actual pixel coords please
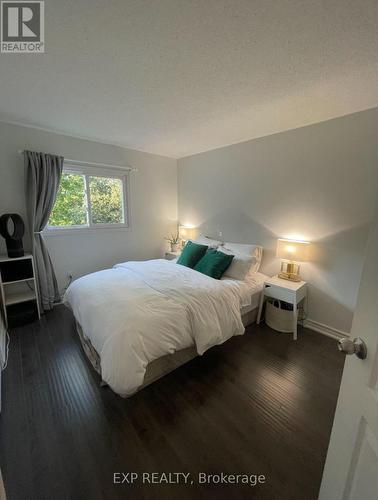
left=279, top=261, right=301, bottom=282
left=278, top=271, right=301, bottom=282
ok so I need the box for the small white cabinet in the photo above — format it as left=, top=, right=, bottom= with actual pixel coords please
left=165, top=251, right=181, bottom=260
left=257, top=275, right=307, bottom=340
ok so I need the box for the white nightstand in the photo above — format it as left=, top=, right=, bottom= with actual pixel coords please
left=165, top=251, right=181, bottom=260
left=257, top=275, right=307, bottom=340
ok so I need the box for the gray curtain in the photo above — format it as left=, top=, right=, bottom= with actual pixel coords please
left=24, top=151, right=63, bottom=312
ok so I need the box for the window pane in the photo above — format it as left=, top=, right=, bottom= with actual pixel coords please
left=89, top=176, right=124, bottom=224
left=49, top=173, right=88, bottom=226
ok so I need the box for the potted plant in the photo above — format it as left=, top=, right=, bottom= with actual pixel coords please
left=165, top=232, right=181, bottom=252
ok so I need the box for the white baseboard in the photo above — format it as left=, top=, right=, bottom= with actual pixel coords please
left=303, top=318, right=349, bottom=340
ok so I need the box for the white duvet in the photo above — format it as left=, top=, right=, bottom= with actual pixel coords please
left=64, top=259, right=255, bottom=397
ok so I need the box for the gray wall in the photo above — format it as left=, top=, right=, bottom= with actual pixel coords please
left=178, top=109, right=378, bottom=333
left=0, top=122, right=177, bottom=291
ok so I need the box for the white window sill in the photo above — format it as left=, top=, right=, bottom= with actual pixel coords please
left=43, top=225, right=131, bottom=237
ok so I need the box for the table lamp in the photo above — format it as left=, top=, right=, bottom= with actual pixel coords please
left=179, top=225, right=197, bottom=246
left=276, top=239, right=310, bottom=282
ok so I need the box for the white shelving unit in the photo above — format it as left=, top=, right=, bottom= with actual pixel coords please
left=0, top=253, right=41, bottom=328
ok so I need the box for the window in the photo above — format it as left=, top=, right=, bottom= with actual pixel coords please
left=48, top=165, right=128, bottom=230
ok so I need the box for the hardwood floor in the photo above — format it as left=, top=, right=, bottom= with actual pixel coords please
left=0, top=306, right=345, bottom=500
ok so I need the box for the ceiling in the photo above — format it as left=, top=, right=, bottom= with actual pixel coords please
left=0, top=0, right=377, bottom=158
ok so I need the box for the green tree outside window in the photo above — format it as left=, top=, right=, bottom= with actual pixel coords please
left=49, top=172, right=125, bottom=227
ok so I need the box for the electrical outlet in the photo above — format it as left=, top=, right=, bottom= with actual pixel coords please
left=218, top=231, right=223, bottom=238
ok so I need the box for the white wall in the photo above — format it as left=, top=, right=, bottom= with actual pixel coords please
left=1, top=110, right=377, bottom=335
left=178, top=109, right=378, bottom=334
left=0, top=122, right=177, bottom=291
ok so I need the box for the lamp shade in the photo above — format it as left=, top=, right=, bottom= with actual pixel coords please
left=179, top=225, right=197, bottom=241
left=276, top=239, right=310, bottom=262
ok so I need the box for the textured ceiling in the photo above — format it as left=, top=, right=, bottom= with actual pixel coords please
left=0, top=0, right=377, bottom=158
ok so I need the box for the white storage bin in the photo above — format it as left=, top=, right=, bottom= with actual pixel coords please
left=266, top=299, right=294, bottom=333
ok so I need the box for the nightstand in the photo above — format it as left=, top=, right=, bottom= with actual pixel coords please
left=257, top=275, right=307, bottom=340
left=165, top=251, right=181, bottom=260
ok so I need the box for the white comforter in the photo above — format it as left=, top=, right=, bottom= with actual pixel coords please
left=64, top=259, right=248, bottom=397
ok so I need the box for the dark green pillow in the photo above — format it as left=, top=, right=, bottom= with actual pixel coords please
left=177, top=241, right=208, bottom=268
left=194, top=249, right=234, bottom=279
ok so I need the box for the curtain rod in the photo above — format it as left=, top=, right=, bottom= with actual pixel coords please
left=18, top=150, right=138, bottom=172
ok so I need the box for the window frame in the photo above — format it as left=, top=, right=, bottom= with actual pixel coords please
left=45, top=163, right=130, bottom=235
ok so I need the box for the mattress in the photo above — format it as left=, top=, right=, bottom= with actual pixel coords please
left=76, top=305, right=258, bottom=391
left=227, top=271, right=266, bottom=313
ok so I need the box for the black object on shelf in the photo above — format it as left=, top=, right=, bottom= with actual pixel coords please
left=0, top=213, right=25, bottom=258
left=276, top=300, right=293, bottom=311
left=7, top=300, right=38, bottom=328
left=0, top=258, right=33, bottom=282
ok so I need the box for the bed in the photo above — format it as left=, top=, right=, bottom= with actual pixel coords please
left=63, top=258, right=266, bottom=397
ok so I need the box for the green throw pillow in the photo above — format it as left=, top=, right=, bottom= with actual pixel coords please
left=194, top=249, right=234, bottom=279
left=177, top=241, right=208, bottom=268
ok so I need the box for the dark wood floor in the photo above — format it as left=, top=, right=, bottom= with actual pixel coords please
left=0, top=306, right=345, bottom=500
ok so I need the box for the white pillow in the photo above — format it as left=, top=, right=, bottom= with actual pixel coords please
left=219, top=249, right=256, bottom=280
left=192, top=234, right=222, bottom=248
left=221, top=242, right=263, bottom=273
